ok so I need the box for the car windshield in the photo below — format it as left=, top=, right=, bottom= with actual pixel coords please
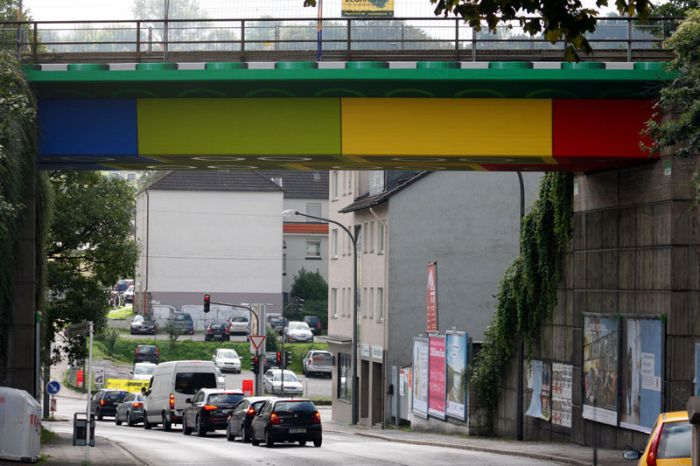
left=210, top=322, right=227, bottom=330
left=126, top=285, right=134, bottom=293
left=175, top=372, right=217, bottom=394
left=218, top=350, right=238, bottom=359
left=231, top=317, right=248, bottom=323
left=273, top=372, right=298, bottom=382
left=115, top=280, right=132, bottom=292
left=657, top=421, right=692, bottom=459
left=105, top=391, right=128, bottom=401
left=134, top=365, right=155, bottom=375
left=274, top=401, right=316, bottom=413
left=208, top=393, right=245, bottom=405
left=175, top=314, right=191, bottom=321
left=133, top=315, right=144, bottom=323
left=289, top=322, right=309, bottom=330
left=137, top=346, right=156, bottom=353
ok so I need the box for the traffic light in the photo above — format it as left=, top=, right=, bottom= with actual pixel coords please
left=276, top=351, right=282, bottom=368
left=284, top=351, right=292, bottom=368
left=252, top=355, right=259, bottom=374
left=203, top=294, right=211, bottom=313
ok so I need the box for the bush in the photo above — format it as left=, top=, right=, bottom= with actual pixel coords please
left=98, top=327, right=120, bottom=354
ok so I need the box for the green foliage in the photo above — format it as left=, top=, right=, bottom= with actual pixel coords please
left=266, top=325, right=280, bottom=353
left=164, top=321, right=180, bottom=348
left=45, top=172, right=138, bottom=366
left=290, top=268, right=328, bottom=301
left=98, top=327, right=121, bottom=355
left=470, top=173, right=573, bottom=413
left=652, top=0, right=699, bottom=17
left=644, top=9, right=700, bottom=170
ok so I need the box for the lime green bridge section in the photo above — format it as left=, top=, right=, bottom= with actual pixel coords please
left=27, top=60, right=673, bottom=172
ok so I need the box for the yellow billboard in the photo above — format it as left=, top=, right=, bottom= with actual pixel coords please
left=342, top=0, right=394, bottom=17
left=104, top=378, right=150, bottom=392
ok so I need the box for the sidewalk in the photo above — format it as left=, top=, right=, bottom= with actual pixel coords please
left=323, top=419, right=629, bottom=466
left=41, top=432, right=142, bottom=466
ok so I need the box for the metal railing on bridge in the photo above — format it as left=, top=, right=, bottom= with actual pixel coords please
left=0, top=16, right=679, bottom=63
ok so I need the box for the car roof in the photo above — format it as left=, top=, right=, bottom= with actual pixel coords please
left=660, top=411, right=689, bottom=422
left=199, top=388, right=244, bottom=395
left=267, top=368, right=297, bottom=375
left=273, top=398, right=314, bottom=404
left=134, top=362, right=157, bottom=366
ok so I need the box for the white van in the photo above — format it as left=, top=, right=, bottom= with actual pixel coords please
left=143, top=360, right=225, bottom=431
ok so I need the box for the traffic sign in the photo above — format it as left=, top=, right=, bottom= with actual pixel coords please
left=249, top=335, right=266, bottom=353
left=46, top=380, right=61, bottom=395
left=65, top=321, right=90, bottom=338
left=94, top=368, right=105, bottom=386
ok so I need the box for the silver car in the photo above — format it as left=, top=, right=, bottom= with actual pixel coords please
left=302, top=350, right=333, bottom=378
left=227, top=316, right=250, bottom=335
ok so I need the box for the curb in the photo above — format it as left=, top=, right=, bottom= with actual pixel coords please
left=112, top=438, right=149, bottom=466
left=332, top=429, right=591, bottom=466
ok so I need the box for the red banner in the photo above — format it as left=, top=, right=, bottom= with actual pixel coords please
left=428, top=334, right=446, bottom=419
left=426, top=262, right=438, bottom=333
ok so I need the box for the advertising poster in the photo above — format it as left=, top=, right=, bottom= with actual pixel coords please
left=552, top=363, right=573, bottom=428
left=342, top=0, right=394, bottom=17
left=428, top=334, right=446, bottom=419
left=583, top=315, right=620, bottom=426
left=696, top=343, right=700, bottom=397
left=412, top=337, right=429, bottom=418
left=446, top=333, right=469, bottom=421
left=426, top=262, right=438, bottom=333
left=526, top=360, right=551, bottom=421
left=620, top=318, right=663, bottom=433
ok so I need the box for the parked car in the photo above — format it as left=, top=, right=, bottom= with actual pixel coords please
left=226, top=396, right=276, bottom=443
left=624, top=411, right=691, bottom=465
left=111, top=279, right=133, bottom=306
left=182, top=389, right=245, bottom=437
left=261, top=352, right=279, bottom=373
left=90, top=389, right=128, bottom=420
left=143, top=360, right=225, bottom=431
left=250, top=398, right=322, bottom=448
left=302, top=350, right=333, bottom=378
left=303, top=315, right=322, bottom=335
left=212, top=348, right=241, bottom=373
left=227, top=316, right=250, bottom=335
left=123, top=285, right=135, bottom=304
left=132, top=362, right=157, bottom=381
left=115, top=392, right=146, bottom=426
left=266, top=314, right=287, bottom=335
left=130, top=315, right=157, bottom=335
left=285, top=321, right=313, bottom=343
left=168, top=312, right=194, bottom=335
left=133, top=344, right=160, bottom=364
left=263, top=369, right=303, bottom=396
left=204, top=321, right=230, bottom=342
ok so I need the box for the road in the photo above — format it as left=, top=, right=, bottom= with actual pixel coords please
left=48, top=395, right=556, bottom=466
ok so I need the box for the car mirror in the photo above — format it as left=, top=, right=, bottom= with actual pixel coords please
left=623, top=451, right=641, bottom=461
left=185, top=398, right=192, bottom=404
left=129, top=371, right=133, bottom=375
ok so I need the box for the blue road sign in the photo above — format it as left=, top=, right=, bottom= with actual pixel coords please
left=47, top=380, right=61, bottom=395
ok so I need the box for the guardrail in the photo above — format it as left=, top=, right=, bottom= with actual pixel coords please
left=0, top=16, right=679, bottom=63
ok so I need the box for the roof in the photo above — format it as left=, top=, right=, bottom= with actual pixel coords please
left=339, top=171, right=430, bottom=213
left=257, top=170, right=328, bottom=199
left=283, top=223, right=329, bottom=235
left=325, top=334, right=352, bottom=345
left=144, top=171, right=283, bottom=193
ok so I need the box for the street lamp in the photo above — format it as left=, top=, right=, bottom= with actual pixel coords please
left=282, top=209, right=359, bottom=425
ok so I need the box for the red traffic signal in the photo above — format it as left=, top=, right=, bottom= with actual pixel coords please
left=276, top=351, right=282, bottom=367
left=203, top=294, right=211, bottom=313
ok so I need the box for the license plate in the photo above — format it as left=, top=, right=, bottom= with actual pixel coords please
left=289, top=427, right=306, bottom=434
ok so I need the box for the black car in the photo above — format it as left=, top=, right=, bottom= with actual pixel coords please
left=90, top=389, right=128, bottom=420
left=226, top=397, right=275, bottom=442
left=130, top=315, right=157, bottom=335
left=133, top=344, right=160, bottom=364
left=251, top=399, right=322, bottom=448
left=168, top=312, right=194, bottom=335
left=266, top=315, right=288, bottom=335
left=303, top=316, right=322, bottom=335
left=182, top=389, right=245, bottom=437
left=204, top=321, right=230, bottom=342
left=115, top=393, right=145, bottom=426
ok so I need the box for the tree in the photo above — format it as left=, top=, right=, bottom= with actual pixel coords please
left=290, top=268, right=328, bottom=302
left=44, top=172, right=138, bottom=365
left=304, top=0, right=652, bottom=60
left=644, top=9, right=699, bottom=176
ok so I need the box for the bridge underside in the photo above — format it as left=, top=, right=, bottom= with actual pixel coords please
left=26, top=61, right=671, bottom=172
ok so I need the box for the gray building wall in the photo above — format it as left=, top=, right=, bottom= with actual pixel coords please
left=283, top=234, right=328, bottom=293
left=386, top=171, right=541, bottom=377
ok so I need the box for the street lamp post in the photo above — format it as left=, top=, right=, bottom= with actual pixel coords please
left=282, top=209, right=359, bottom=425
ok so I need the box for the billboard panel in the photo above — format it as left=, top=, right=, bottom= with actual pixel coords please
left=620, top=318, right=663, bottom=433
left=526, top=360, right=551, bottom=421
left=342, top=0, right=394, bottom=17
left=582, top=315, right=620, bottom=426
left=446, top=332, right=468, bottom=421
left=552, top=363, right=573, bottom=428
left=426, top=262, right=438, bottom=332
left=412, top=337, right=429, bottom=418
left=428, top=334, right=446, bottom=419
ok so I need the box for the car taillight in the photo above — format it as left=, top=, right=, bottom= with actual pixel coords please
left=169, top=393, right=175, bottom=410
left=312, top=411, right=321, bottom=424
left=203, top=405, right=218, bottom=411
left=646, top=423, right=664, bottom=466
left=270, top=412, right=280, bottom=425
left=132, top=402, right=143, bottom=408
left=246, top=407, right=256, bottom=417
left=100, top=400, right=106, bottom=406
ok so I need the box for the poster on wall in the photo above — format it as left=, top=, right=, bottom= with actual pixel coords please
left=426, top=262, right=438, bottom=333
left=342, top=0, right=394, bottom=17
left=620, top=318, right=663, bottom=433
left=525, top=360, right=551, bottom=421
left=446, top=332, right=469, bottom=421
left=582, top=314, right=620, bottom=426
left=696, top=343, right=700, bottom=397
left=412, top=337, right=429, bottom=418
left=428, top=334, right=446, bottom=419
left=552, top=363, right=573, bottom=428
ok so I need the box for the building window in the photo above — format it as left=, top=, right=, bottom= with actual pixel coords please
left=340, top=172, right=345, bottom=197
left=306, top=240, right=321, bottom=259
left=331, top=288, right=338, bottom=318
left=282, top=241, right=287, bottom=276
left=363, top=223, right=368, bottom=254
left=338, top=353, right=352, bottom=401
left=369, top=287, right=374, bottom=319
left=331, top=229, right=339, bottom=258
left=356, top=225, right=362, bottom=255
left=331, top=171, right=338, bottom=199
left=369, top=222, right=375, bottom=253
left=340, top=288, right=346, bottom=317
left=377, top=223, right=385, bottom=254
left=347, top=226, right=353, bottom=255
left=362, top=288, right=368, bottom=318
left=306, top=202, right=322, bottom=221
left=377, top=287, right=384, bottom=321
